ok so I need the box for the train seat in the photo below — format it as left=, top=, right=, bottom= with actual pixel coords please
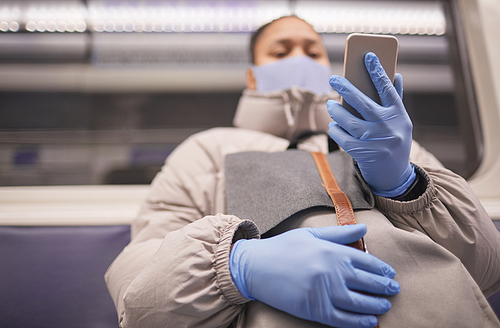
left=0, top=225, right=130, bottom=328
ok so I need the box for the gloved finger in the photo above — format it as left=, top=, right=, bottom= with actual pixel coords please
left=349, top=250, right=397, bottom=278
left=327, top=100, right=385, bottom=140
left=328, top=121, right=365, bottom=153
left=309, top=224, right=367, bottom=245
left=327, top=100, right=369, bottom=139
left=324, top=308, right=379, bottom=328
left=346, top=269, right=401, bottom=296
left=329, top=121, right=386, bottom=162
left=394, top=73, right=403, bottom=100
left=364, top=52, right=401, bottom=107
left=333, top=290, right=392, bottom=315
left=329, top=75, right=381, bottom=122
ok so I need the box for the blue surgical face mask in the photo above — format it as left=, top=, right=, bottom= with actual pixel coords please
left=251, top=55, right=332, bottom=95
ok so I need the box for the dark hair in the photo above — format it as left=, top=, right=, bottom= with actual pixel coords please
left=249, top=15, right=308, bottom=64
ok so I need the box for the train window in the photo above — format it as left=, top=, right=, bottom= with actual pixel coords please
left=0, top=0, right=482, bottom=185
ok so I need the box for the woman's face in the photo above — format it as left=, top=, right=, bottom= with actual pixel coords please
left=253, top=16, right=330, bottom=67
left=245, top=16, right=330, bottom=90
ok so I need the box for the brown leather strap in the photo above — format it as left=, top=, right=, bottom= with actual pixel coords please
left=310, top=151, right=365, bottom=252
left=311, top=152, right=378, bottom=327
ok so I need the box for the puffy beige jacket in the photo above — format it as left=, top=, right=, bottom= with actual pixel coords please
left=105, top=127, right=500, bottom=328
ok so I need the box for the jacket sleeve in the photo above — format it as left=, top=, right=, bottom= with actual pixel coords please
left=374, top=141, right=500, bottom=298
left=113, top=214, right=259, bottom=328
left=105, top=128, right=287, bottom=327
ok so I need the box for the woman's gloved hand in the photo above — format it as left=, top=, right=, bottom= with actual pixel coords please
left=327, top=52, right=415, bottom=197
left=229, top=224, right=400, bottom=328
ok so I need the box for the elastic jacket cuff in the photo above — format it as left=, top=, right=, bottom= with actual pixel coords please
left=374, top=164, right=436, bottom=214
left=214, top=219, right=260, bottom=305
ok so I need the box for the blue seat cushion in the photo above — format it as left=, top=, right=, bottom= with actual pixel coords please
left=0, top=225, right=130, bottom=328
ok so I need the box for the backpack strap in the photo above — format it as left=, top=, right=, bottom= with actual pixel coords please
left=310, top=151, right=366, bottom=252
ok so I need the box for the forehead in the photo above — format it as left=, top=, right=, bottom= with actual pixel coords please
left=255, top=17, right=323, bottom=48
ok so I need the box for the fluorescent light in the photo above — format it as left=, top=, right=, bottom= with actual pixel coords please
left=0, top=1, right=446, bottom=35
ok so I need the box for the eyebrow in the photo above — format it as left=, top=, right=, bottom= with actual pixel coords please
left=269, top=38, right=320, bottom=48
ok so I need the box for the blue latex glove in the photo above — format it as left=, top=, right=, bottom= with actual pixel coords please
left=327, top=52, right=415, bottom=197
left=230, top=224, right=400, bottom=328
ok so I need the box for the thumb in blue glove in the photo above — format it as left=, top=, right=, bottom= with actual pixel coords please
left=327, top=52, right=415, bottom=197
left=229, top=224, right=400, bottom=328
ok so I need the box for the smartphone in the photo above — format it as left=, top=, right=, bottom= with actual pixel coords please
left=341, top=33, right=399, bottom=119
